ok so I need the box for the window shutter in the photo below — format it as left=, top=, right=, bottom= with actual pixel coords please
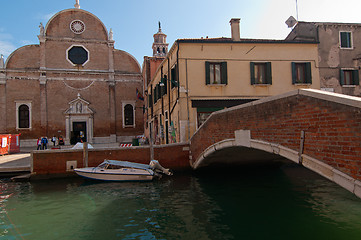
left=205, top=61, right=210, bottom=85
left=353, top=70, right=359, bottom=85
left=250, top=62, right=255, bottom=85
left=221, top=62, right=228, bottom=85
left=340, top=32, right=351, bottom=48
left=305, top=62, right=312, bottom=84
left=157, top=84, right=161, bottom=100
left=148, top=94, right=152, bottom=107
left=340, top=69, right=345, bottom=85
left=291, top=62, right=296, bottom=84
left=153, top=88, right=157, bottom=103
left=266, top=62, right=272, bottom=84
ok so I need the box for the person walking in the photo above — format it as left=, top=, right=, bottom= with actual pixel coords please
left=37, top=137, right=42, bottom=150
left=41, top=136, right=48, bottom=150
left=51, top=136, right=57, bottom=146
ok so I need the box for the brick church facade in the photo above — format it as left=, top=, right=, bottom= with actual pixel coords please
left=0, top=3, right=143, bottom=146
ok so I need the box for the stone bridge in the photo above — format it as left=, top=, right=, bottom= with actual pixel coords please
left=189, top=89, right=361, bottom=198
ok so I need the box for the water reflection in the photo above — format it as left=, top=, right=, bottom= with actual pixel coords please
left=0, top=163, right=361, bottom=240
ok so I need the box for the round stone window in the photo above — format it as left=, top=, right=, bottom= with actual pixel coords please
left=67, top=46, right=89, bottom=66
left=70, top=20, right=85, bottom=34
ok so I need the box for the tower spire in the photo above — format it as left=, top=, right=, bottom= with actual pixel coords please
left=74, top=0, right=80, bottom=9
left=152, top=22, right=168, bottom=57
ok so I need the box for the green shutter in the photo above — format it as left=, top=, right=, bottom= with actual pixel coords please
left=353, top=70, right=359, bottom=85
left=171, top=65, right=178, bottom=88
left=305, top=62, right=312, bottom=84
left=157, top=84, right=161, bottom=100
left=340, top=69, right=345, bottom=85
left=340, top=32, right=351, bottom=48
left=266, top=62, right=272, bottom=84
left=250, top=62, right=255, bottom=85
left=205, top=61, right=210, bottom=85
left=148, top=94, right=152, bottom=107
left=153, top=87, right=156, bottom=102
left=221, top=62, right=228, bottom=85
left=291, top=62, right=296, bottom=84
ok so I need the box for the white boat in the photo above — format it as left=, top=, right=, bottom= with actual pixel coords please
left=74, top=159, right=172, bottom=181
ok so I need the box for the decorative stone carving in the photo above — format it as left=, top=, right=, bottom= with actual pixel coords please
left=39, top=22, right=45, bottom=36
left=65, top=94, right=94, bottom=115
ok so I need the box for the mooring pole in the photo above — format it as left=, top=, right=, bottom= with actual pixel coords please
left=150, top=123, right=154, bottom=161
left=298, top=131, right=305, bottom=165
left=83, top=141, right=88, bottom=167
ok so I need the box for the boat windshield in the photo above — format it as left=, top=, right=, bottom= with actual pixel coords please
left=106, top=164, right=123, bottom=169
left=98, top=163, right=108, bottom=169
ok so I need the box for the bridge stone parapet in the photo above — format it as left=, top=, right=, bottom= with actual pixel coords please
left=190, top=89, right=361, bottom=197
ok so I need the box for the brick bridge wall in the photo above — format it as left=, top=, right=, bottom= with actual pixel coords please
left=32, top=143, right=190, bottom=178
left=190, top=89, right=361, bottom=182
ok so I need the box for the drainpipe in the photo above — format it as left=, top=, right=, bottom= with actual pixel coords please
left=168, top=57, right=171, bottom=124
left=185, top=59, right=190, bottom=141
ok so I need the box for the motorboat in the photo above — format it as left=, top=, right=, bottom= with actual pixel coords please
left=74, top=159, right=172, bottom=181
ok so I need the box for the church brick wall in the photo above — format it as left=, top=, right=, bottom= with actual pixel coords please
left=1, top=7, right=143, bottom=145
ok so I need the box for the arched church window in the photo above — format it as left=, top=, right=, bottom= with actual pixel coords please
left=157, top=47, right=160, bottom=54
left=124, top=104, right=134, bottom=126
left=163, top=48, right=166, bottom=54
left=18, top=104, right=30, bottom=128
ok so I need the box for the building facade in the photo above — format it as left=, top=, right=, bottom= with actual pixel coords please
left=0, top=3, right=143, bottom=146
left=145, top=19, right=321, bottom=144
left=286, top=21, right=361, bottom=96
left=142, top=24, right=169, bottom=140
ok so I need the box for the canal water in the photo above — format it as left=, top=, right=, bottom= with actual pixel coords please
left=1, top=163, right=361, bottom=240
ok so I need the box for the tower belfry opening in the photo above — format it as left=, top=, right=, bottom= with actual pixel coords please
left=152, top=22, right=169, bottom=57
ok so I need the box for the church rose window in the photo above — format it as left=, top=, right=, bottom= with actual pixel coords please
left=67, top=46, right=89, bottom=65
left=70, top=20, right=85, bottom=34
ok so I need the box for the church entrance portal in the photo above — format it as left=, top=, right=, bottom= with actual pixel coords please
left=71, top=121, right=87, bottom=144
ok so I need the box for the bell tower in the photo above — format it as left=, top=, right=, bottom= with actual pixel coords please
left=152, top=22, right=169, bottom=57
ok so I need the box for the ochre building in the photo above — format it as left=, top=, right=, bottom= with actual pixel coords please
left=0, top=3, right=143, bottom=146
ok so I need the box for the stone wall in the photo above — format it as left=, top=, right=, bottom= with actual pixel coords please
left=32, top=143, right=191, bottom=178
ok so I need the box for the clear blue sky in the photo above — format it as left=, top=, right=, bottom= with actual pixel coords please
left=1, top=0, right=360, bottom=65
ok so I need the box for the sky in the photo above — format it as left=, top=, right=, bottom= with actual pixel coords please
left=1, top=0, right=361, bottom=65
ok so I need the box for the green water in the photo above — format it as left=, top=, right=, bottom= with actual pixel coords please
left=1, top=163, right=361, bottom=240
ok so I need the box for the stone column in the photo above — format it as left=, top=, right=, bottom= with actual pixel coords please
left=38, top=33, right=48, bottom=136
left=108, top=40, right=116, bottom=141
left=39, top=74, right=48, bottom=136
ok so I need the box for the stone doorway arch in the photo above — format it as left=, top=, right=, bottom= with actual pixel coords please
left=64, top=94, right=94, bottom=144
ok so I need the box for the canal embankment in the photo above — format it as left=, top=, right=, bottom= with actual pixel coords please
left=0, top=142, right=191, bottom=180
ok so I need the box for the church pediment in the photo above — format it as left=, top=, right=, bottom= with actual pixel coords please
left=65, top=94, right=94, bottom=115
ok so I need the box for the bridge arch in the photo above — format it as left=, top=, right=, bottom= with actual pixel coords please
left=192, top=130, right=359, bottom=197
left=190, top=89, right=361, bottom=198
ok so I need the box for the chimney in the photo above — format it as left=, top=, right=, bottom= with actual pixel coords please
left=230, top=18, right=241, bottom=41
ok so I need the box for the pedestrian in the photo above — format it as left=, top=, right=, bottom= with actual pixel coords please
left=51, top=136, right=57, bottom=146
left=58, top=136, right=64, bottom=145
left=41, top=136, right=48, bottom=150
left=37, top=137, right=42, bottom=150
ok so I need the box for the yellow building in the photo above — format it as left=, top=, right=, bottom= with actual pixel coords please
left=145, top=19, right=320, bottom=144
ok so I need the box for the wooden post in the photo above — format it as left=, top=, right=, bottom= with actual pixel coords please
left=298, top=131, right=305, bottom=165
left=150, top=123, right=154, bottom=161
left=83, top=142, right=88, bottom=167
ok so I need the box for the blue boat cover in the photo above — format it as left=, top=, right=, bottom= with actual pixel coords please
left=104, top=160, right=151, bottom=170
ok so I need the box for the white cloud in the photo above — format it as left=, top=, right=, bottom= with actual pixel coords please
left=36, top=12, right=56, bottom=24
left=0, top=40, right=16, bottom=59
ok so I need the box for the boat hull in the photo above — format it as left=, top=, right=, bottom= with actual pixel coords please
left=74, top=167, right=154, bottom=181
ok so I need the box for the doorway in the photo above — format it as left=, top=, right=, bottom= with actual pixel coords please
left=71, top=121, right=87, bottom=144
